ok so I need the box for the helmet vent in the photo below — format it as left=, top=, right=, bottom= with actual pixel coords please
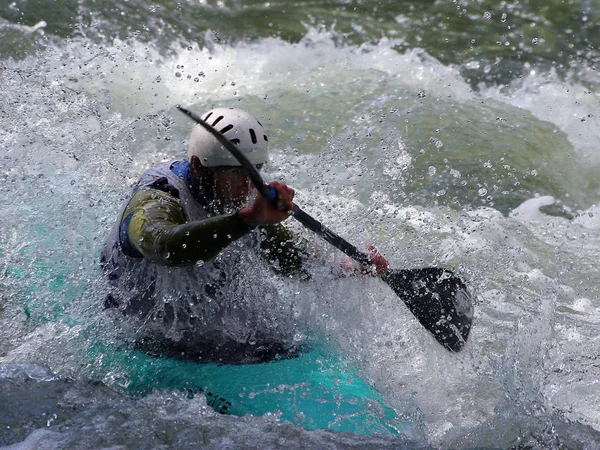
left=220, top=124, right=233, bottom=134
left=263, top=135, right=268, bottom=142
left=212, top=115, right=224, bottom=127
left=230, top=138, right=241, bottom=145
left=249, top=128, right=257, bottom=144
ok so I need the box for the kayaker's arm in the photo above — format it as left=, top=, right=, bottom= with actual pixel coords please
left=123, top=187, right=255, bottom=266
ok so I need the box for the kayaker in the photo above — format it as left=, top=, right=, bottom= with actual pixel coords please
left=100, top=107, right=388, bottom=363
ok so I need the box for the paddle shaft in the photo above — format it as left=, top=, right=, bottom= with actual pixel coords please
left=292, top=209, right=373, bottom=267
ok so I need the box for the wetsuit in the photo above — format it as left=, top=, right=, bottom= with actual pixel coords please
left=100, top=160, right=313, bottom=363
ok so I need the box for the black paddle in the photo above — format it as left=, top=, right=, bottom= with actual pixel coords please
left=177, top=105, right=473, bottom=352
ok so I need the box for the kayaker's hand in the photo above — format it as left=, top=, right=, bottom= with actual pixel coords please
left=341, top=245, right=389, bottom=277
left=237, top=181, right=296, bottom=227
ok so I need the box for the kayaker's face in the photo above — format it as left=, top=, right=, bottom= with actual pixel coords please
left=213, top=167, right=252, bottom=207
left=212, top=164, right=263, bottom=210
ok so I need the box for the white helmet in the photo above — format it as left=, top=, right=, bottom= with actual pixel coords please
left=188, top=107, right=269, bottom=167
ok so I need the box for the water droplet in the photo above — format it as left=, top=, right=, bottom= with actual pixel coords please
left=483, top=11, right=492, bottom=20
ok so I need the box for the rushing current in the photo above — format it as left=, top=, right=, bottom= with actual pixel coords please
left=1, top=1, right=600, bottom=449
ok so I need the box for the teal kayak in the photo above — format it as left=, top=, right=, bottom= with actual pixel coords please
left=87, top=342, right=412, bottom=436
left=10, top=262, right=412, bottom=436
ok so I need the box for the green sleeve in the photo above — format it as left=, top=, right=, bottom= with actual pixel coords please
left=257, top=223, right=317, bottom=278
left=123, top=187, right=254, bottom=266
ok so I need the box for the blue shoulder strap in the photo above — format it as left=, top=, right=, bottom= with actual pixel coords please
left=170, top=159, right=190, bottom=179
left=119, top=212, right=144, bottom=258
left=170, top=159, right=203, bottom=204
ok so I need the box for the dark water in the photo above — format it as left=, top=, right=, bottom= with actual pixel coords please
left=2, top=0, right=600, bottom=449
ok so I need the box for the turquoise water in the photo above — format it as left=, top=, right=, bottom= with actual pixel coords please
left=2, top=0, right=600, bottom=448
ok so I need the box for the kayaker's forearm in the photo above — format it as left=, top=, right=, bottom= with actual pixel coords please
left=124, top=187, right=254, bottom=266
left=150, top=213, right=255, bottom=265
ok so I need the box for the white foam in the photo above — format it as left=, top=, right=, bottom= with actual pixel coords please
left=509, top=195, right=556, bottom=221
left=0, top=364, right=56, bottom=382
left=573, top=204, right=600, bottom=229
left=0, top=429, right=62, bottom=450
left=482, top=69, right=600, bottom=160
left=0, top=18, right=46, bottom=35
left=20, top=29, right=474, bottom=122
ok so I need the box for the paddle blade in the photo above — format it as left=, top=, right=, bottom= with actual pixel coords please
left=383, top=268, right=473, bottom=352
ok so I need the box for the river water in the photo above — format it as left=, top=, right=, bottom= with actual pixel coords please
left=1, top=1, right=600, bottom=449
